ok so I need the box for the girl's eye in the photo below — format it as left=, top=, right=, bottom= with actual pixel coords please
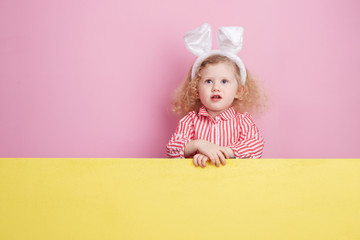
left=205, top=79, right=212, bottom=84
left=221, top=79, right=229, bottom=84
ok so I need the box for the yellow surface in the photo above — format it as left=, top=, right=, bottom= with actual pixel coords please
left=0, top=158, right=360, bottom=240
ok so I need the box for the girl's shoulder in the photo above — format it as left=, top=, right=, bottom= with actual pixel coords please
left=236, top=111, right=251, bottom=117
left=178, top=110, right=197, bottom=123
left=233, top=111, right=255, bottom=122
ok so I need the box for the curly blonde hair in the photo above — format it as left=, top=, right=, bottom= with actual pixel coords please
left=171, top=54, right=267, bottom=116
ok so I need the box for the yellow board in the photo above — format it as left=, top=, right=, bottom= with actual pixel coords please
left=1, top=158, right=360, bottom=240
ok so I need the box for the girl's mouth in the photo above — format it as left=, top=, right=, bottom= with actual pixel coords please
left=211, top=95, right=222, bottom=101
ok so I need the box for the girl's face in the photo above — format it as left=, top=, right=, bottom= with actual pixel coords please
left=197, top=61, right=240, bottom=118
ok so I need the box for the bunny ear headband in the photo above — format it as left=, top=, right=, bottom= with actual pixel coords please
left=184, top=23, right=247, bottom=85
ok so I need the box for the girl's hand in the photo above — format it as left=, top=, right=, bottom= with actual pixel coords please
left=193, top=151, right=227, bottom=168
left=185, top=140, right=233, bottom=167
left=193, top=153, right=210, bottom=168
left=196, top=140, right=228, bottom=167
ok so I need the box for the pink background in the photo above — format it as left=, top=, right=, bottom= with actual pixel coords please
left=1, top=0, right=359, bottom=158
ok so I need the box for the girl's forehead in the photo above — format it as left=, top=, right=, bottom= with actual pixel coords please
left=201, top=61, right=237, bottom=76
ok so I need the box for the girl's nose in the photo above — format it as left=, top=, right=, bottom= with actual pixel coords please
left=212, top=82, right=220, bottom=91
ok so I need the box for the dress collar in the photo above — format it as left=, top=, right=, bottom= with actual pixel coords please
left=198, top=106, right=237, bottom=121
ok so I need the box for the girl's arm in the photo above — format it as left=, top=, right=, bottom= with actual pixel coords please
left=166, top=112, right=195, bottom=158
left=228, top=113, right=264, bottom=158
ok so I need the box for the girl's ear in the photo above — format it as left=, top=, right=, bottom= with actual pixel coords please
left=235, top=85, right=245, bottom=100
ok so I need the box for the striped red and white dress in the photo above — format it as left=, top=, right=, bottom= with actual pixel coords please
left=166, top=106, right=264, bottom=158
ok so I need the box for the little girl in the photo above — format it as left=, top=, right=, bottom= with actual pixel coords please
left=167, top=23, right=266, bottom=167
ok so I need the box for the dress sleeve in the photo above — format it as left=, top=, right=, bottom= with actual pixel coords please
left=166, top=112, right=195, bottom=158
left=228, top=113, right=264, bottom=159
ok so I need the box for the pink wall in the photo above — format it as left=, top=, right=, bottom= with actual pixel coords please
left=1, top=0, right=360, bottom=158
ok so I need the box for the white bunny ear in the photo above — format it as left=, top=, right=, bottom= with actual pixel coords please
left=184, top=23, right=212, bottom=56
left=217, top=26, right=244, bottom=54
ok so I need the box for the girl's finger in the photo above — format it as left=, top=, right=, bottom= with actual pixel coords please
left=214, top=152, right=221, bottom=167
left=201, top=156, right=208, bottom=168
left=200, top=155, right=207, bottom=167
left=195, top=154, right=202, bottom=167
left=193, top=155, right=199, bottom=167
left=207, top=154, right=214, bottom=166
left=217, top=150, right=226, bottom=166
left=210, top=153, right=220, bottom=167
left=220, top=147, right=229, bottom=159
left=208, top=154, right=215, bottom=165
